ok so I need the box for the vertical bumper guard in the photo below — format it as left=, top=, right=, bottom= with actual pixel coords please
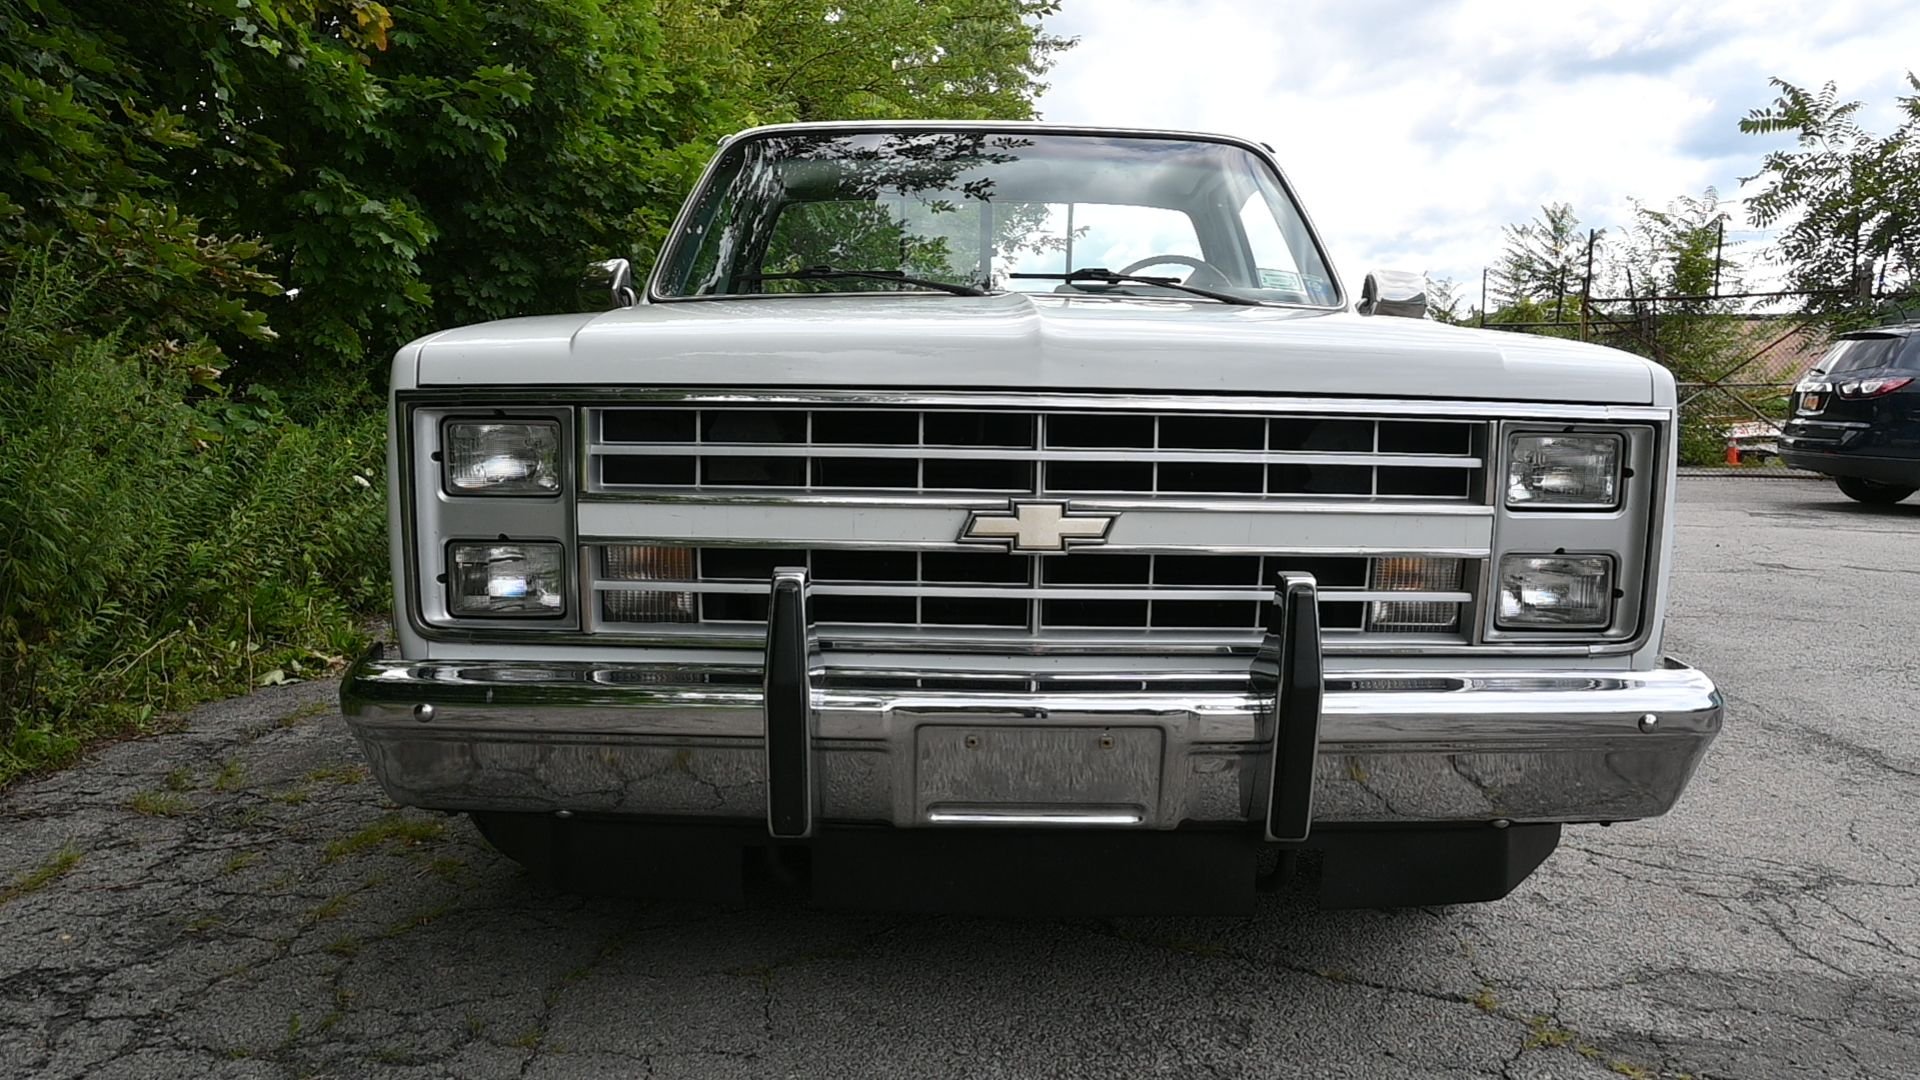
left=1256, top=573, right=1323, bottom=843
left=764, top=567, right=819, bottom=838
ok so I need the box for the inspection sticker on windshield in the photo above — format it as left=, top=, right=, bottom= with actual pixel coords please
left=1258, top=269, right=1303, bottom=291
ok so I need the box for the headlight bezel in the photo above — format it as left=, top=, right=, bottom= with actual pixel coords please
left=405, top=403, right=581, bottom=634
left=1504, top=431, right=1624, bottom=512
left=440, top=417, right=565, bottom=498
left=1482, top=421, right=1657, bottom=646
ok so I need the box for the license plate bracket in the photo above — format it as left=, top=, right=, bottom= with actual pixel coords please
left=915, top=726, right=1164, bottom=826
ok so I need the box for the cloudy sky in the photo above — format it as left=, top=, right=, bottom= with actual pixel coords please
left=1036, top=0, right=1920, bottom=304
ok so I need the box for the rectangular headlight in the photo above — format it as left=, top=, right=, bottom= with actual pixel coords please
left=601, top=545, right=698, bottom=624
left=1506, top=433, right=1621, bottom=509
left=448, top=542, right=567, bottom=617
left=1496, top=554, right=1612, bottom=629
left=444, top=420, right=561, bottom=495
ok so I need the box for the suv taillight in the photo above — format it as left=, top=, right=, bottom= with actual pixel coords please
left=1836, top=376, right=1913, bottom=399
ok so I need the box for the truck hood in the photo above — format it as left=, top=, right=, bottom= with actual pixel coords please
left=406, top=292, right=1663, bottom=405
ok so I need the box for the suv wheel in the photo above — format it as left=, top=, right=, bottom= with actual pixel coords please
left=1836, top=476, right=1918, bottom=504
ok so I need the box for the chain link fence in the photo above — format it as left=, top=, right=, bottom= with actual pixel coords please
left=1465, top=236, right=1884, bottom=478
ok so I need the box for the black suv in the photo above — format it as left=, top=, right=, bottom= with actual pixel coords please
left=1780, top=324, right=1920, bottom=504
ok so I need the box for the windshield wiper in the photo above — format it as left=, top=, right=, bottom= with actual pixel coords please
left=740, top=266, right=985, bottom=297
left=1010, top=267, right=1261, bottom=306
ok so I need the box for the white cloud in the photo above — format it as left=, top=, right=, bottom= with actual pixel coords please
left=1036, top=0, right=1920, bottom=302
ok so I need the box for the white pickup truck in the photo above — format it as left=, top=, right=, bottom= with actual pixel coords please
left=341, top=122, right=1721, bottom=913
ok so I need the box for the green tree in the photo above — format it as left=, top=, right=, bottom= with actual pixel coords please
left=0, top=0, right=283, bottom=377
left=1741, top=76, right=1920, bottom=323
left=1490, top=202, right=1587, bottom=313
left=1612, top=188, right=1745, bottom=381
left=3, top=0, right=1073, bottom=400
left=731, top=0, right=1072, bottom=122
left=1425, top=276, right=1467, bottom=324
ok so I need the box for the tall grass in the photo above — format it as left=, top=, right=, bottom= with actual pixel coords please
left=0, top=256, right=387, bottom=784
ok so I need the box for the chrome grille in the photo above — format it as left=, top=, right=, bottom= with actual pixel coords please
left=592, top=546, right=1475, bottom=638
left=578, top=398, right=1494, bottom=651
left=590, top=407, right=1484, bottom=499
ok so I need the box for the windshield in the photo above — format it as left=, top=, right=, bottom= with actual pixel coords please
left=654, top=130, right=1340, bottom=307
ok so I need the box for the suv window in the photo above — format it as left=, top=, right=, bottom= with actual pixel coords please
left=1819, top=334, right=1920, bottom=374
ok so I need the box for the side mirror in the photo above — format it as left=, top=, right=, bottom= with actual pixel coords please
left=579, top=258, right=637, bottom=310
left=1357, top=270, right=1426, bottom=319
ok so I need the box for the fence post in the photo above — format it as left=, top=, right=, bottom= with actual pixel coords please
left=1712, top=218, right=1725, bottom=298
left=1580, top=230, right=1595, bottom=342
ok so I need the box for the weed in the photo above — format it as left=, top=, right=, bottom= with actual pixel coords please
left=185, top=914, right=221, bottom=933
left=127, top=790, right=191, bottom=816
left=424, top=856, right=466, bottom=881
left=325, top=814, right=445, bottom=862
left=307, top=893, right=354, bottom=922
left=0, top=845, right=82, bottom=905
left=509, top=1028, right=544, bottom=1050
left=1525, top=1015, right=1579, bottom=1051
left=1524, top=1015, right=1641, bottom=1072
left=305, top=764, right=369, bottom=785
left=1469, top=985, right=1498, bottom=1013
left=271, top=788, right=310, bottom=806
left=324, top=936, right=361, bottom=958
left=211, top=759, right=247, bottom=792
left=278, top=701, right=333, bottom=728
left=381, top=903, right=451, bottom=938
left=221, top=851, right=261, bottom=876
left=164, top=768, right=194, bottom=792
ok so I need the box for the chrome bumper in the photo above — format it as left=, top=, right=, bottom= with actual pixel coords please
left=340, top=649, right=1722, bottom=831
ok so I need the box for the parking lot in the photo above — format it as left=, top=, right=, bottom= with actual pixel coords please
left=2, top=476, right=1916, bottom=1080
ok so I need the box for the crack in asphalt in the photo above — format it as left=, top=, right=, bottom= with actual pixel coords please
left=1724, top=688, right=1920, bottom=783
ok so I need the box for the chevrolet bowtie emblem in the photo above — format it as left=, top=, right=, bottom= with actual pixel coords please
left=958, top=500, right=1116, bottom=553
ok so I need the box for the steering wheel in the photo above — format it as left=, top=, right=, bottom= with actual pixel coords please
left=1117, top=254, right=1233, bottom=290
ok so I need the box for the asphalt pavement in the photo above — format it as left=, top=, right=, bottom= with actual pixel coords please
left=2, top=477, right=1916, bottom=1080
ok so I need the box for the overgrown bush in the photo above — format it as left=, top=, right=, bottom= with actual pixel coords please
left=0, top=255, right=386, bottom=783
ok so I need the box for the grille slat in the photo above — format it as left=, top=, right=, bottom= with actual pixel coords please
left=595, top=546, right=1473, bottom=636
left=601, top=442, right=1477, bottom=466
left=594, top=407, right=1483, bottom=499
